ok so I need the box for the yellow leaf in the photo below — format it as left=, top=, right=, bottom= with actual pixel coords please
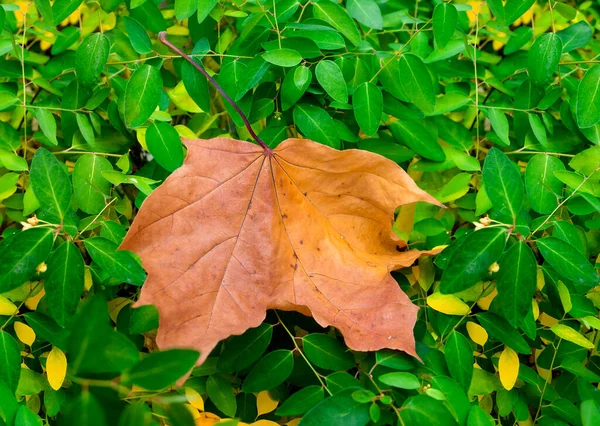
left=108, top=298, right=131, bottom=323
left=0, top=295, right=18, bottom=316
left=536, top=266, right=545, bottom=290
left=167, top=81, right=203, bottom=113
left=46, top=346, right=67, bottom=390
left=84, top=266, right=93, bottom=291
left=539, top=313, right=559, bottom=328
left=24, top=287, right=45, bottom=310
left=499, top=346, right=519, bottom=390
left=287, top=420, right=302, bottom=426
left=427, top=293, right=470, bottom=316
left=249, top=421, right=280, bottom=426
left=557, top=281, right=572, bottom=313
left=185, top=387, right=204, bottom=411
left=466, top=321, right=488, bottom=346
left=551, top=324, right=595, bottom=349
left=256, top=390, right=278, bottom=416
left=174, top=125, right=198, bottom=139
left=477, top=287, right=497, bottom=311
left=14, top=322, right=36, bottom=346
left=532, top=299, right=539, bottom=321
left=136, top=128, right=148, bottom=151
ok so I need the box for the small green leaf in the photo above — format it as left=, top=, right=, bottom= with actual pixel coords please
left=347, top=0, right=383, bottom=30
left=145, top=122, right=185, bottom=172
left=30, top=148, right=72, bottom=223
left=197, top=0, right=218, bottom=23
left=276, top=386, right=325, bottom=416
left=557, top=21, right=592, bottom=53
left=0, top=149, right=28, bottom=172
left=45, top=242, right=85, bottom=327
left=537, top=237, right=599, bottom=292
left=315, top=61, right=348, bottom=103
left=444, top=331, right=473, bottom=393
left=75, top=33, right=110, bottom=86
left=482, top=148, right=524, bottom=223
left=123, top=17, right=153, bottom=55
left=52, top=0, right=83, bottom=25
left=525, top=154, right=565, bottom=214
left=125, top=349, right=200, bottom=390
left=528, top=33, right=563, bottom=86
left=263, top=49, right=302, bottom=67
left=207, top=375, right=236, bottom=417
left=123, top=65, right=163, bottom=128
left=484, top=108, right=510, bottom=146
left=242, top=350, right=294, bottom=392
left=73, top=154, right=112, bottom=214
left=433, top=3, right=458, bottom=48
left=293, top=104, right=340, bottom=149
left=439, top=228, right=507, bottom=294
left=174, top=0, right=197, bottom=20
left=281, top=66, right=312, bottom=111
left=353, top=82, right=382, bottom=136
left=313, top=1, right=361, bottom=47
left=299, top=388, right=370, bottom=426
left=504, top=0, right=535, bottom=25
left=84, top=237, right=146, bottom=286
left=477, top=312, right=531, bottom=354
left=378, top=372, right=421, bottom=389
left=217, top=323, right=273, bottom=373
left=574, top=65, right=600, bottom=129
left=398, top=54, right=436, bottom=114
left=129, top=305, right=159, bottom=335
left=303, top=334, right=355, bottom=371
left=390, top=119, right=445, bottom=161
left=0, top=331, right=21, bottom=393
left=528, top=114, right=547, bottom=145
left=35, top=109, right=58, bottom=145
left=400, top=395, right=459, bottom=426
left=15, top=405, right=43, bottom=426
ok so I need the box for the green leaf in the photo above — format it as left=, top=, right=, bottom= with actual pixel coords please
left=439, top=228, right=507, bottom=294
left=174, top=0, right=196, bottom=20
left=299, top=388, right=370, bottom=426
left=357, top=139, right=414, bottom=163
left=574, top=65, right=600, bottom=129
left=528, top=33, right=563, bottom=86
left=118, top=403, right=153, bottom=426
left=24, top=312, right=68, bottom=350
left=206, top=375, right=236, bottom=417
left=315, top=61, right=348, bottom=104
left=353, top=82, right=382, bottom=136
left=197, top=0, right=218, bottom=23
left=537, top=237, right=599, bottom=292
left=0, top=148, right=28, bottom=172
left=400, top=395, right=459, bottom=426
left=123, top=65, right=163, bottom=128
left=347, top=0, right=383, bottom=30
left=263, top=49, right=302, bottom=68
left=60, top=391, right=107, bottom=426
left=125, top=349, right=200, bottom=390
left=398, top=54, right=436, bottom=114
left=75, top=114, right=95, bottom=145
left=378, top=372, right=421, bottom=390
left=504, top=0, right=535, bottom=25
left=312, top=1, right=361, bottom=47
left=477, top=312, right=531, bottom=354
left=445, top=331, right=473, bottom=393
left=551, top=324, right=594, bottom=349
left=528, top=114, right=547, bottom=146
left=281, top=66, right=312, bottom=111
left=525, top=154, right=565, bottom=214
left=15, top=405, right=42, bottom=426
left=84, top=237, right=146, bottom=286
left=145, top=122, right=185, bottom=172
left=129, top=305, right=159, bottom=334
left=0, top=228, right=54, bottom=293
left=276, top=386, right=325, bottom=416
left=375, top=350, right=416, bottom=370
left=45, top=242, right=85, bottom=327
left=218, top=323, right=273, bottom=373
left=390, top=120, right=445, bottom=161
left=303, top=334, right=355, bottom=371
left=0, top=331, right=21, bottom=394
left=467, top=405, right=494, bottom=426
left=293, top=104, right=340, bottom=149
left=433, top=3, right=457, bottom=48
left=52, top=0, right=83, bottom=25
left=75, top=33, right=110, bottom=86
left=35, top=109, right=58, bottom=145
left=242, top=349, right=294, bottom=392
left=181, top=45, right=210, bottom=112
left=484, top=108, right=510, bottom=146
left=482, top=148, right=524, bottom=223
left=123, top=17, right=153, bottom=55
left=581, top=399, right=600, bottom=426
left=73, top=154, right=112, bottom=214
left=30, top=148, right=72, bottom=223
left=557, top=21, right=592, bottom=53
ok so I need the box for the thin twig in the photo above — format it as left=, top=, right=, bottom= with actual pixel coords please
left=157, top=32, right=269, bottom=151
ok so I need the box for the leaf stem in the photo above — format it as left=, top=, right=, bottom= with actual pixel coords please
left=157, top=32, right=269, bottom=152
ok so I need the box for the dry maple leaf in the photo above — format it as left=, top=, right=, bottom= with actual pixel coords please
left=120, top=137, right=440, bottom=364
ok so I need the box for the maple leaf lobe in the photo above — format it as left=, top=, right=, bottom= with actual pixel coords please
left=121, top=137, right=439, bottom=364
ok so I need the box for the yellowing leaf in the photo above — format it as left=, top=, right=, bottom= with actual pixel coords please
left=557, top=281, right=572, bottom=313
left=582, top=316, right=600, bottom=330
left=532, top=299, right=539, bottom=320
left=536, top=266, right=545, bottom=290
left=46, top=346, right=67, bottom=390
left=466, top=321, right=488, bottom=346
left=249, top=421, right=280, bottom=426
left=185, top=387, right=204, bottom=411
left=0, top=295, right=18, bottom=316
left=108, top=297, right=131, bottom=323
left=551, top=324, right=595, bottom=349
left=477, top=287, right=497, bottom=311
left=427, top=293, right=470, bottom=315
left=167, top=81, right=203, bottom=113
left=256, top=390, right=278, bottom=416
left=24, top=286, right=45, bottom=310
left=14, top=322, right=36, bottom=346
left=84, top=266, right=93, bottom=291
left=539, top=313, right=559, bottom=328
left=499, top=346, right=519, bottom=390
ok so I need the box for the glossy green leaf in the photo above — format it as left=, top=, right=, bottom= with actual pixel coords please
left=125, top=349, right=200, bottom=390
left=315, top=61, right=348, bottom=103
left=217, top=323, right=273, bottom=373
left=45, top=242, right=85, bottom=327
left=353, top=82, right=382, bottom=136
left=433, top=3, right=457, bottom=48
left=379, top=372, right=421, bottom=390
left=581, top=399, right=600, bottom=426
left=439, top=228, right=507, bottom=294
left=485, top=108, right=510, bottom=146
left=496, top=241, right=537, bottom=327
left=467, top=405, right=494, bottom=426
left=557, top=21, right=592, bottom=53
left=174, top=0, right=196, bottom=20
left=574, top=65, right=600, bottom=129
left=35, top=109, right=58, bottom=145
left=145, top=122, right=185, bottom=172
left=303, top=334, right=355, bottom=371
left=0, top=331, right=21, bottom=394
left=206, top=375, right=236, bottom=417
left=347, top=0, right=383, bottom=30
left=129, top=305, right=159, bottom=335
left=525, top=154, right=565, bottom=214
left=477, top=312, right=531, bottom=354
left=504, top=0, right=535, bottom=25
left=482, top=148, right=524, bottom=222
left=281, top=66, right=312, bottom=111
left=242, top=350, right=294, bottom=392
left=75, top=33, right=110, bottom=86
left=537, top=237, right=599, bottom=292
left=276, top=386, right=325, bottom=416
left=293, top=104, right=340, bottom=149
left=263, top=49, right=302, bottom=67
left=445, top=331, right=473, bottom=392
left=84, top=237, right=146, bottom=286
left=123, top=17, right=153, bottom=55
left=313, top=1, right=361, bottom=47
left=299, top=388, right=370, bottom=426
left=52, top=0, right=83, bottom=25
left=73, top=154, right=112, bottom=214
left=123, top=65, right=163, bottom=128
left=197, top=0, right=218, bottom=23
left=400, top=395, right=459, bottom=426
left=0, top=148, right=28, bottom=172
left=30, top=148, right=72, bottom=223
left=528, top=33, right=563, bottom=86
left=398, top=54, right=436, bottom=114
left=390, top=119, right=445, bottom=161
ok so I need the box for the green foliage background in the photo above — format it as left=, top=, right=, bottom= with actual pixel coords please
left=0, top=0, right=600, bottom=425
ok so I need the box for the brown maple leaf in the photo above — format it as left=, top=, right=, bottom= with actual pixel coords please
left=120, top=137, right=440, bottom=364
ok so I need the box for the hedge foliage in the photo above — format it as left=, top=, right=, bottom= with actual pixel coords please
left=1, top=0, right=600, bottom=425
